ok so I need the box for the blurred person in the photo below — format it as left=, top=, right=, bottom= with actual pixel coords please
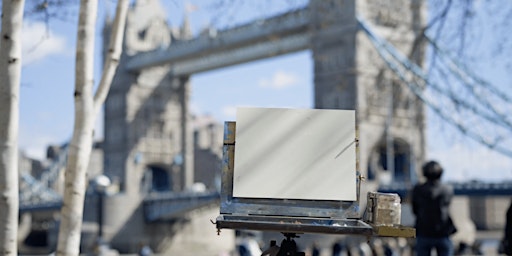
left=412, top=161, right=457, bottom=256
left=331, top=239, right=344, bottom=256
left=500, top=199, right=512, bottom=255
left=237, top=235, right=262, bottom=256
left=311, top=242, right=320, bottom=256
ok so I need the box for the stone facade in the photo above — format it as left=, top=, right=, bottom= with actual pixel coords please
left=310, top=0, right=426, bottom=186
left=104, top=0, right=194, bottom=195
left=470, top=196, right=511, bottom=230
left=100, top=0, right=232, bottom=254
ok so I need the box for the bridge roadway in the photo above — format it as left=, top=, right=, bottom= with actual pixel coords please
left=124, top=7, right=311, bottom=74
left=379, top=181, right=512, bottom=198
left=19, top=173, right=62, bottom=213
left=17, top=142, right=222, bottom=217
left=18, top=181, right=220, bottom=220
left=20, top=180, right=512, bottom=219
left=142, top=191, right=220, bottom=222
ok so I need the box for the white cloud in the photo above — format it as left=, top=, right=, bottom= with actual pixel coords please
left=258, top=70, right=298, bottom=89
left=22, top=22, right=67, bottom=65
left=428, top=143, right=512, bottom=182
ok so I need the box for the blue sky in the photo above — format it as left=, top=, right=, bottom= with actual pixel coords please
left=18, top=0, right=512, bottom=182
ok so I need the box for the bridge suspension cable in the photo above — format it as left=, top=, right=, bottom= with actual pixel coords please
left=39, top=143, right=69, bottom=188
left=19, top=143, right=69, bottom=210
left=357, top=15, right=512, bottom=158
left=424, top=34, right=512, bottom=129
left=19, top=173, right=62, bottom=211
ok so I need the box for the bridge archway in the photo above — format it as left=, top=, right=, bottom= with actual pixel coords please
left=367, top=137, right=416, bottom=185
left=140, top=164, right=172, bottom=193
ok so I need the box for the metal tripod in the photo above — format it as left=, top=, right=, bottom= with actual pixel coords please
left=262, top=233, right=305, bottom=256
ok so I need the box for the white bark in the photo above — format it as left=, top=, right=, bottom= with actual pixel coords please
left=0, top=0, right=25, bottom=255
left=56, top=0, right=97, bottom=254
left=56, top=0, right=129, bottom=255
left=94, top=0, right=129, bottom=115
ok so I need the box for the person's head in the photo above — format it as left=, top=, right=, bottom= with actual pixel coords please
left=422, top=160, right=443, bottom=181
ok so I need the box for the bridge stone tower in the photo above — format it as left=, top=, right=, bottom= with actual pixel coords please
left=100, top=1, right=233, bottom=254
left=104, top=0, right=194, bottom=195
left=310, top=0, right=426, bottom=186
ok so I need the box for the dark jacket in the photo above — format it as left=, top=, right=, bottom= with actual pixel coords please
left=502, top=199, right=512, bottom=255
left=412, top=180, right=457, bottom=238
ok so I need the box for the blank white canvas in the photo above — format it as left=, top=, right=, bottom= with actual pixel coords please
left=232, top=107, right=357, bottom=201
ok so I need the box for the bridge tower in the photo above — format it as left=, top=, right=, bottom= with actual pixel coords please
left=310, top=0, right=427, bottom=186
left=103, top=0, right=194, bottom=196
left=98, top=1, right=233, bottom=254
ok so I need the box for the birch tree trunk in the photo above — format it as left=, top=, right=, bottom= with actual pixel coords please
left=56, top=0, right=129, bottom=255
left=0, top=1, right=26, bottom=255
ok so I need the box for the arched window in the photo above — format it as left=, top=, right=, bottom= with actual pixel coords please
left=141, top=165, right=172, bottom=193
left=367, top=138, right=414, bottom=184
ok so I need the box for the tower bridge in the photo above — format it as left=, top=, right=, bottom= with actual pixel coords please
left=17, top=0, right=512, bottom=254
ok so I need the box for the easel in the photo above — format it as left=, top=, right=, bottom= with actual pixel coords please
left=214, top=109, right=414, bottom=255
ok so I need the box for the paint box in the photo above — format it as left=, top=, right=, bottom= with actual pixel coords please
left=365, top=192, right=401, bottom=226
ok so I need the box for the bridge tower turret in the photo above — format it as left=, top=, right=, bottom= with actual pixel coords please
left=310, top=0, right=427, bottom=187
left=99, top=0, right=211, bottom=253
left=103, top=0, right=193, bottom=195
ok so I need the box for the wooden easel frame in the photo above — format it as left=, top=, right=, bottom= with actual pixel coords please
left=216, top=121, right=373, bottom=235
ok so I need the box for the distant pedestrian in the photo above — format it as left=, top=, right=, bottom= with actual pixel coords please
left=500, top=199, right=512, bottom=255
left=412, top=161, right=457, bottom=256
left=311, top=242, right=320, bottom=256
left=332, top=240, right=343, bottom=256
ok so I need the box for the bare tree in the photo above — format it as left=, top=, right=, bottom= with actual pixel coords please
left=56, top=0, right=129, bottom=255
left=25, top=0, right=79, bottom=23
left=419, top=1, right=512, bottom=158
left=0, top=1, right=26, bottom=255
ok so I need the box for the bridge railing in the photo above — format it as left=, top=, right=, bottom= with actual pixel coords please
left=378, top=181, right=512, bottom=198
left=143, top=191, right=220, bottom=222
left=19, top=173, right=62, bottom=212
left=19, top=143, right=68, bottom=212
left=39, top=143, right=69, bottom=188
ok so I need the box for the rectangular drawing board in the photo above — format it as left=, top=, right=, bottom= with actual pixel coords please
left=233, top=107, right=357, bottom=201
left=219, top=107, right=362, bottom=220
